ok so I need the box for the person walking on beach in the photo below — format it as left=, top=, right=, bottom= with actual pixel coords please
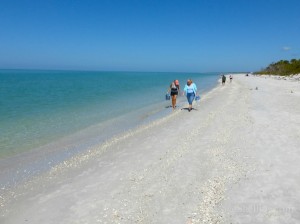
left=222, top=74, right=226, bottom=85
left=183, top=79, right=197, bottom=112
left=229, top=75, right=233, bottom=83
left=169, top=80, right=180, bottom=109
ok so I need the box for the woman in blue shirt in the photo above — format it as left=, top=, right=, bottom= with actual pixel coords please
left=183, top=79, right=197, bottom=112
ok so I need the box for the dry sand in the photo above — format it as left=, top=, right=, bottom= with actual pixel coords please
left=1, top=74, right=299, bottom=223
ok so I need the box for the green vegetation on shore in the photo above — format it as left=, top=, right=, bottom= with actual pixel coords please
left=256, top=59, right=300, bottom=76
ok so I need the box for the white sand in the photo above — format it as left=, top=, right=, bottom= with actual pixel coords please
left=1, top=74, right=300, bottom=223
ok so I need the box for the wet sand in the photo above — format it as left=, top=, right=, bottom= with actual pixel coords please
left=1, top=74, right=300, bottom=223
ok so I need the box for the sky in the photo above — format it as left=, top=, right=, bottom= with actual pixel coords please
left=0, top=0, right=300, bottom=72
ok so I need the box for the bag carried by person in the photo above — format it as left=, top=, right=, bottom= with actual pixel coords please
left=165, top=93, right=171, bottom=100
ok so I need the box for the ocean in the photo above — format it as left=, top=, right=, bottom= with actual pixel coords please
left=0, top=70, right=219, bottom=187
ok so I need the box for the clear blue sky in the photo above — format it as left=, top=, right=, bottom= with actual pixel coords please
left=1, top=0, right=299, bottom=72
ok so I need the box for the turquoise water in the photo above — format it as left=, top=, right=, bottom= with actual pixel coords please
left=0, top=70, right=219, bottom=158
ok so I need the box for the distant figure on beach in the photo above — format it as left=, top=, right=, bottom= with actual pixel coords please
left=169, top=80, right=180, bottom=109
left=183, top=79, right=197, bottom=112
left=229, top=75, right=233, bottom=83
left=222, top=75, right=226, bottom=85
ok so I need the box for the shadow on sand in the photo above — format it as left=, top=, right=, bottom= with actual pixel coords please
left=181, top=107, right=197, bottom=111
left=165, top=106, right=197, bottom=111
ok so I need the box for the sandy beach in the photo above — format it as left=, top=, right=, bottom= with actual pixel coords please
left=1, top=74, right=300, bottom=223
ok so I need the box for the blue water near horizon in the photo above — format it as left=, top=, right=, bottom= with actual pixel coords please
left=0, top=69, right=219, bottom=158
left=0, top=69, right=220, bottom=187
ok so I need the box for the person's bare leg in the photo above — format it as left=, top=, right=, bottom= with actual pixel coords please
left=172, top=95, right=176, bottom=109
left=173, top=95, right=177, bottom=109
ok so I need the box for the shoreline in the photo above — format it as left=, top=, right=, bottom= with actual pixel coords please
left=1, top=74, right=299, bottom=223
left=0, top=78, right=220, bottom=210
left=0, top=70, right=219, bottom=160
left=0, top=76, right=219, bottom=190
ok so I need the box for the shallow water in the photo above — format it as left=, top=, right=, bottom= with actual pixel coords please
left=0, top=70, right=219, bottom=157
left=0, top=70, right=219, bottom=187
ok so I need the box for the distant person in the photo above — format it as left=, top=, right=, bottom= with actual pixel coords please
left=229, top=75, right=233, bottom=83
left=169, top=80, right=180, bottom=109
left=222, top=75, right=226, bottom=85
left=183, top=79, right=197, bottom=112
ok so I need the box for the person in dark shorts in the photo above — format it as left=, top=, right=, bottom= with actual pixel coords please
left=222, top=74, right=226, bottom=85
left=169, top=80, right=180, bottom=109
